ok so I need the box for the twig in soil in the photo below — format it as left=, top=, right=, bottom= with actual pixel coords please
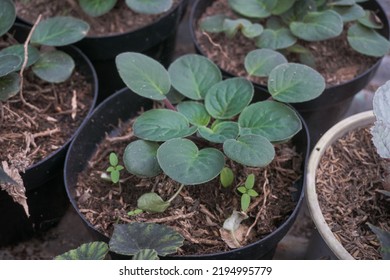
left=32, top=127, right=60, bottom=138
left=202, top=31, right=229, bottom=60
left=138, top=212, right=196, bottom=223
left=175, top=228, right=223, bottom=246
left=106, top=133, right=134, bottom=143
left=71, top=90, right=78, bottom=120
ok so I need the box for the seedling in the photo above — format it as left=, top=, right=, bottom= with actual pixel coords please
left=106, top=152, right=124, bottom=184
left=237, top=174, right=259, bottom=212
left=220, top=166, right=235, bottom=188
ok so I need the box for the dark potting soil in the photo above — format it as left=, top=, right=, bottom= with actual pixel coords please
left=15, top=0, right=181, bottom=36
left=316, top=127, right=390, bottom=260
left=194, top=0, right=378, bottom=87
left=74, top=116, right=303, bottom=256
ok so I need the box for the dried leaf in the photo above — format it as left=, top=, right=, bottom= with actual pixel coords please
left=71, top=90, right=77, bottom=120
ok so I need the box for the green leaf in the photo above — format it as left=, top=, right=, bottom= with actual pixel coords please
left=238, top=101, right=302, bottom=142
left=242, top=23, right=264, bottom=38
left=271, top=0, right=296, bottom=15
left=128, top=209, right=143, bottom=216
left=137, top=193, right=170, bottom=213
left=157, top=138, right=225, bottom=185
left=256, top=28, right=297, bottom=50
left=205, top=78, right=253, bottom=119
left=358, top=10, right=384, bottom=29
left=200, top=14, right=227, bottom=33
left=247, top=189, right=259, bottom=197
left=166, top=87, right=186, bottom=104
left=110, top=170, right=120, bottom=183
left=290, top=10, right=343, bottom=41
left=168, top=54, right=222, bottom=100
left=106, top=166, right=115, bottom=172
left=245, top=174, right=255, bottom=189
left=223, top=135, right=275, bottom=167
left=0, top=167, right=17, bottom=185
left=0, top=55, right=21, bottom=77
left=328, top=0, right=355, bottom=6
left=245, top=49, right=288, bottom=77
left=125, top=0, right=173, bottom=14
left=123, top=140, right=162, bottom=177
left=347, top=23, right=390, bottom=57
left=0, top=44, right=40, bottom=71
left=237, top=186, right=247, bottom=194
left=220, top=167, right=234, bottom=188
left=54, top=242, right=109, bottom=260
left=31, top=16, right=89, bottom=46
left=198, top=121, right=239, bottom=143
left=268, top=63, right=325, bottom=103
left=332, top=4, right=365, bottom=22
left=133, top=109, right=197, bottom=141
left=109, top=152, right=119, bottom=166
left=367, top=223, right=390, bottom=260
left=223, top=19, right=263, bottom=38
left=132, top=249, right=159, bottom=260
left=228, top=0, right=276, bottom=18
left=0, top=73, right=20, bottom=101
left=116, top=52, right=170, bottom=101
left=116, top=165, right=124, bottom=171
left=0, top=0, right=15, bottom=36
left=32, top=50, right=75, bottom=83
left=79, top=0, right=117, bottom=17
left=109, top=223, right=184, bottom=256
left=241, top=193, right=251, bottom=212
left=176, top=101, right=211, bottom=126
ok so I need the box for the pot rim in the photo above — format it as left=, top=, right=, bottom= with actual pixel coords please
left=305, top=110, right=375, bottom=260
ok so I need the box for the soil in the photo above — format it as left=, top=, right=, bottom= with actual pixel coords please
left=194, top=0, right=379, bottom=87
left=15, top=0, right=181, bottom=36
left=316, top=127, right=390, bottom=260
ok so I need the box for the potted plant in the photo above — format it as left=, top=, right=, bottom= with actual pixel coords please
left=190, top=0, right=390, bottom=143
left=63, top=51, right=324, bottom=259
left=305, top=80, right=390, bottom=260
left=0, top=0, right=98, bottom=246
left=14, top=0, right=188, bottom=102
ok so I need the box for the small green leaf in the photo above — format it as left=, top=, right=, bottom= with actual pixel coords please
left=198, top=121, right=239, bottom=143
left=132, top=249, right=159, bottom=260
left=128, top=209, right=143, bottom=216
left=256, top=28, right=297, bottom=50
left=109, top=152, right=119, bottom=166
left=177, top=101, right=211, bottom=126
left=137, top=193, right=170, bottom=213
left=109, top=223, right=184, bottom=256
left=228, top=0, right=276, bottom=18
left=223, top=19, right=263, bottom=38
left=106, top=166, right=115, bottom=172
left=290, top=10, right=343, bottom=41
left=0, top=73, right=20, bottom=101
left=31, top=16, right=89, bottom=46
left=200, top=14, right=227, bottom=33
left=116, top=165, right=124, bottom=171
left=367, top=223, right=390, bottom=260
left=0, top=44, right=40, bottom=71
left=237, top=186, right=247, bottom=194
left=241, top=193, right=251, bottom=212
left=245, top=49, right=287, bottom=77
left=168, top=54, right=222, bottom=100
left=123, top=140, right=162, bottom=177
left=247, top=189, right=259, bottom=197
left=157, top=138, right=225, bottom=185
left=205, top=78, right=253, bottom=119
left=242, top=23, right=264, bottom=38
left=0, top=0, right=16, bottom=36
left=110, top=170, right=120, bottom=183
left=126, top=0, right=173, bottom=14
left=245, top=174, right=255, bottom=189
left=133, top=109, right=197, bottom=141
left=54, top=242, right=109, bottom=260
left=0, top=55, right=21, bottom=77
left=358, top=10, right=384, bottom=29
left=79, top=0, right=117, bottom=17
left=220, top=167, right=234, bottom=188
left=223, top=135, right=275, bottom=167
left=238, top=101, right=302, bottom=142
left=348, top=23, right=390, bottom=57
left=116, top=52, right=170, bottom=101
left=332, top=4, right=365, bottom=22
left=268, top=63, right=325, bottom=103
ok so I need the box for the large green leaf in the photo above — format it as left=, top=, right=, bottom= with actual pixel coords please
left=256, top=28, right=297, bottom=50
left=31, top=16, right=89, bottom=46
left=205, top=78, right=253, bottom=119
left=0, top=44, right=40, bottom=71
left=137, top=193, right=170, bottom=213
left=290, top=10, right=343, bottom=41
left=116, top=52, right=170, bottom=101
left=176, top=101, right=210, bottom=126
left=332, top=4, right=365, bottom=22
left=238, top=101, right=302, bottom=142
left=245, top=49, right=287, bottom=77
left=79, top=0, right=117, bottom=17
left=228, top=0, right=276, bottom=18
left=0, top=0, right=15, bottom=36
left=157, top=138, right=225, bottom=185
left=123, top=140, right=162, bottom=177
left=0, top=55, right=21, bottom=77
left=367, top=223, right=390, bottom=260
left=168, top=54, right=222, bottom=100
left=133, top=109, right=197, bottom=141
left=268, top=63, right=325, bottom=103
left=271, top=0, right=296, bottom=15
left=223, top=135, right=275, bottom=167
left=126, top=0, right=173, bottom=14
left=109, top=223, right=184, bottom=256
left=132, top=249, right=159, bottom=260
left=32, top=50, right=75, bottom=83
left=54, top=242, right=109, bottom=260
left=198, top=121, right=239, bottom=143
left=0, top=73, right=20, bottom=101
left=358, top=10, right=384, bottom=29
left=347, top=23, right=390, bottom=57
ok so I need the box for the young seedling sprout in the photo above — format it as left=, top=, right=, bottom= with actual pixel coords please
left=237, top=174, right=259, bottom=212
left=106, top=152, right=124, bottom=184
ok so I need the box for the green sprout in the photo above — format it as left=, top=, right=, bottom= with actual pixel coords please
left=237, top=174, right=259, bottom=212
left=127, top=208, right=143, bottom=216
left=106, top=152, right=124, bottom=184
left=220, top=167, right=234, bottom=188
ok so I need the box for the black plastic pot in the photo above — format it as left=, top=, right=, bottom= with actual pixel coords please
left=64, top=87, right=310, bottom=260
left=190, top=0, right=389, bottom=146
left=0, top=24, right=98, bottom=246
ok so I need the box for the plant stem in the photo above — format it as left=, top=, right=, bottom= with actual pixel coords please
left=163, top=98, right=176, bottom=111
left=167, top=184, right=185, bottom=203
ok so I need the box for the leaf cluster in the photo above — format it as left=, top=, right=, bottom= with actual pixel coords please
left=200, top=0, right=390, bottom=66
left=106, top=152, right=124, bottom=183
left=0, top=0, right=89, bottom=101
left=237, top=174, right=259, bottom=212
